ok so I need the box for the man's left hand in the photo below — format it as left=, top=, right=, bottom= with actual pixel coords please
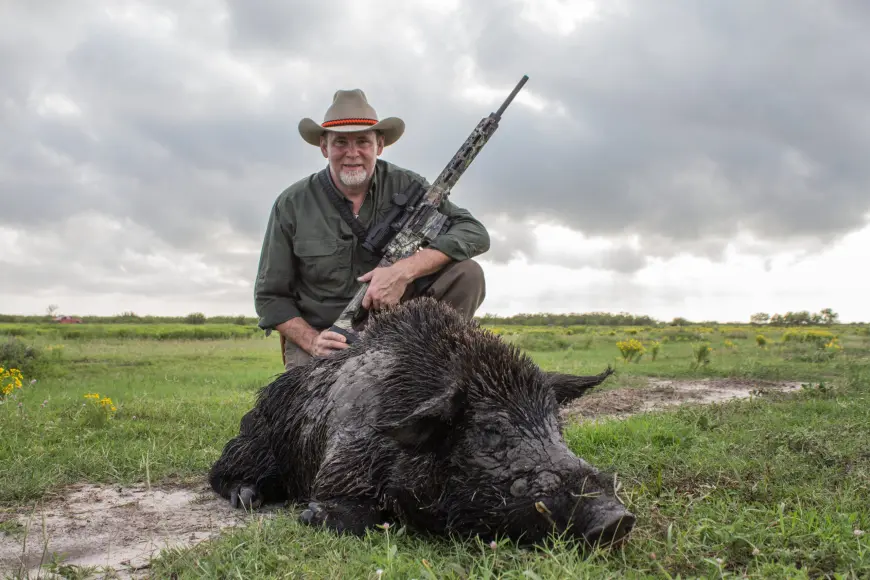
left=358, top=265, right=411, bottom=311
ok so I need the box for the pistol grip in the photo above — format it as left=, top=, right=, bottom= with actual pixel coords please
left=328, top=325, right=359, bottom=345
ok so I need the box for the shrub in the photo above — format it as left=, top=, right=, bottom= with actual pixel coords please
left=661, top=329, right=704, bottom=342
left=825, top=337, right=843, bottom=354
left=692, top=343, right=713, bottom=368
left=0, top=337, right=61, bottom=379
left=756, top=334, right=768, bottom=347
left=1, top=366, right=24, bottom=399
left=649, top=340, right=661, bottom=361
left=512, top=332, right=571, bottom=352
left=782, top=329, right=835, bottom=346
left=616, top=339, right=645, bottom=363
left=81, top=392, right=117, bottom=428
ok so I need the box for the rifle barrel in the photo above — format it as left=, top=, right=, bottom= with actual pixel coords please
left=494, top=75, right=529, bottom=119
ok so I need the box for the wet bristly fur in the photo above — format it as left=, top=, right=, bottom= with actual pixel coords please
left=209, top=297, right=624, bottom=542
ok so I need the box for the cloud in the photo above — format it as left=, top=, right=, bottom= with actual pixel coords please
left=2, top=0, right=869, bottom=318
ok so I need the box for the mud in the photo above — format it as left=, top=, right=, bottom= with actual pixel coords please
left=0, top=377, right=805, bottom=578
left=0, top=483, right=274, bottom=579
left=561, top=377, right=804, bottom=421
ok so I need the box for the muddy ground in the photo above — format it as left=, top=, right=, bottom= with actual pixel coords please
left=0, top=483, right=271, bottom=579
left=560, top=376, right=803, bottom=421
left=0, top=377, right=804, bottom=579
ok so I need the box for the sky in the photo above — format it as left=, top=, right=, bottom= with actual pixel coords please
left=2, top=0, right=869, bottom=323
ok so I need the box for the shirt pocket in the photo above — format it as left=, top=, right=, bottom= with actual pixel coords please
left=294, top=237, right=352, bottom=290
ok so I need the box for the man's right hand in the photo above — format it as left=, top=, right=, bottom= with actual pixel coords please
left=307, top=329, right=349, bottom=356
left=276, top=317, right=349, bottom=358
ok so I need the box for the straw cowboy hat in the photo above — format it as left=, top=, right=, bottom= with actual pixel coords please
left=298, top=89, right=405, bottom=147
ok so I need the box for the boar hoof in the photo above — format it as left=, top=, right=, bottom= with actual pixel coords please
left=300, top=501, right=326, bottom=526
left=230, top=485, right=262, bottom=510
left=299, top=500, right=378, bottom=536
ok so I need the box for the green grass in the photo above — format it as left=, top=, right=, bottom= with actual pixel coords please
left=0, top=322, right=263, bottom=341
left=1, top=325, right=869, bottom=578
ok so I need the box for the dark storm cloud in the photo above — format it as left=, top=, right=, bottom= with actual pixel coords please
left=1, top=0, right=869, bottom=301
left=448, top=0, right=870, bottom=249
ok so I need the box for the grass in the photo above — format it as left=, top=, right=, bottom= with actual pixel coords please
left=1, top=324, right=869, bottom=578
left=0, top=322, right=263, bottom=341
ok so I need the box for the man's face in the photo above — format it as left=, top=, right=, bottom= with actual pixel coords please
left=320, top=130, right=384, bottom=188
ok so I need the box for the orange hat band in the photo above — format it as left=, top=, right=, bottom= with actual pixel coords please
left=321, top=118, right=378, bottom=128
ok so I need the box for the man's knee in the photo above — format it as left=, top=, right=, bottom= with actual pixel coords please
left=284, top=340, right=312, bottom=371
left=454, top=259, right=485, bottom=295
left=426, top=258, right=486, bottom=319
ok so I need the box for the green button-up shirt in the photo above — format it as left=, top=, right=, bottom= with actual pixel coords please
left=254, top=159, right=491, bottom=332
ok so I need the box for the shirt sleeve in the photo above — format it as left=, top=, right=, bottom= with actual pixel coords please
left=254, top=199, right=302, bottom=332
left=425, top=196, right=491, bottom=261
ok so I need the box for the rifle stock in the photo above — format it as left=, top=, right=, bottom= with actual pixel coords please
left=329, top=75, right=529, bottom=344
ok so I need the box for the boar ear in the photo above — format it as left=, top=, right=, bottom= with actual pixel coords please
left=545, top=366, right=615, bottom=404
left=379, top=382, right=463, bottom=448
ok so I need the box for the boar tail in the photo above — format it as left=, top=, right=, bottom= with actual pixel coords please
left=545, top=366, right=615, bottom=404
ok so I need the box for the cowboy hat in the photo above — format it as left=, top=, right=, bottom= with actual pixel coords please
left=298, top=89, right=405, bottom=147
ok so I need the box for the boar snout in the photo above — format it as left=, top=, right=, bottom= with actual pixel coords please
left=581, top=505, right=636, bottom=547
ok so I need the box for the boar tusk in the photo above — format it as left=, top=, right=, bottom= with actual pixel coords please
left=535, top=501, right=552, bottom=515
left=613, top=472, right=626, bottom=505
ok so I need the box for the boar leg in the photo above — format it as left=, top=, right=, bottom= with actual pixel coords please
left=298, top=451, right=385, bottom=535
left=299, top=497, right=383, bottom=535
left=208, top=407, right=287, bottom=509
left=544, top=366, right=614, bottom=404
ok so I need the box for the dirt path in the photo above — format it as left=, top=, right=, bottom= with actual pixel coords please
left=1, top=377, right=804, bottom=579
left=561, top=376, right=804, bottom=421
left=0, top=483, right=272, bottom=579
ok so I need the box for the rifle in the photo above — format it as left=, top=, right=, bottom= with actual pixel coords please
left=328, top=74, right=529, bottom=344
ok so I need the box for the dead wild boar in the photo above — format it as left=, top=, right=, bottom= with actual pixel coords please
left=209, top=297, right=633, bottom=547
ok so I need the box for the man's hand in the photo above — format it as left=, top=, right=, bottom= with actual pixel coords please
left=358, top=264, right=412, bottom=311
left=308, top=329, right=349, bottom=356
left=276, top=318, right=349, bottom=357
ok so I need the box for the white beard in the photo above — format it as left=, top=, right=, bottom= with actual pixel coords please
left=339, top=167, right=368, bottom=187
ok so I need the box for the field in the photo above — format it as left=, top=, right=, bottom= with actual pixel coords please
left=1, top=320, right=869, bottom=578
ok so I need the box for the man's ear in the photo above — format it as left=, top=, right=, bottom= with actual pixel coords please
left=377, top=381, right=463, bottom=448
left=320, top=134, right=329, bottom=158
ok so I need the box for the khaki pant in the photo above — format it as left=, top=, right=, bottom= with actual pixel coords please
left=281, top=259, right=486, bottom=370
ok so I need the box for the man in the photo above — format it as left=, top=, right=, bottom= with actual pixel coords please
left=255, top=88, right=491, bottom=370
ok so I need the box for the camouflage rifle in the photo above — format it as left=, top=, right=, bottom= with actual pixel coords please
left=329, top=74, right=529, bottom=344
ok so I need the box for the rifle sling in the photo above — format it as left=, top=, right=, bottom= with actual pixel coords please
left=317, top=168, right=369, bottom=242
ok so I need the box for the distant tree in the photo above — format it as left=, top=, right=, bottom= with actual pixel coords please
left=670, top=317, right=690, bottom=327
left=46, top=304, right=59, bottom=317
left=185, top=312, right=207, bottom=325
left=783, top=311, right=812, bottom=326
left=819, top=308, right=839, bottom=325
left=117, top=311, right=142, bottom=322
left=750, top=312, right=770, bottom=325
